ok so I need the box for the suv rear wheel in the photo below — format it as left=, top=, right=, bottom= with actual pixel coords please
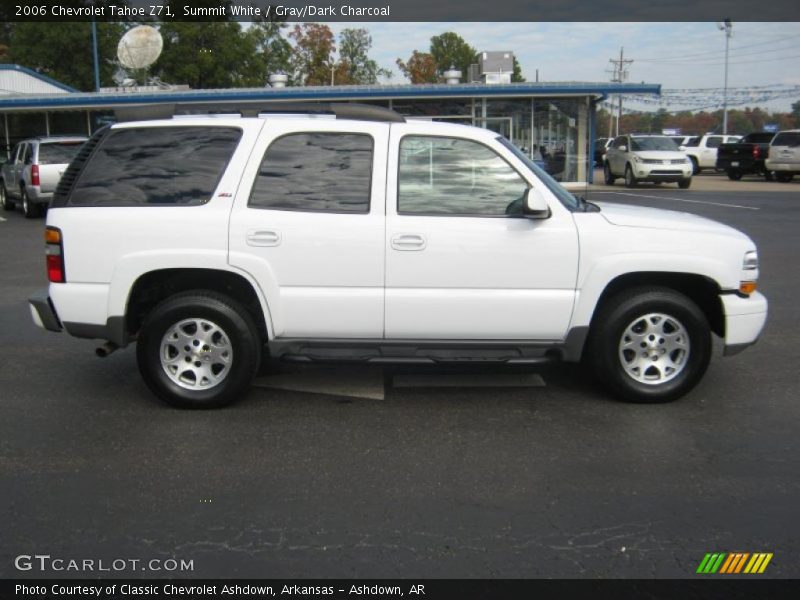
left=21, top=188, right=40, bottom=219
left=775, top=172, right=794, bottom=183
left=136, top=291, right=261, bottom=408
left=0, top=183, right=13, bottom=211
left=587, top=287, right=711, bottom=403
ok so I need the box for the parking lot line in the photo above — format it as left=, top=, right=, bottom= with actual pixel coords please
left=591, top=191, right=760, bottom=210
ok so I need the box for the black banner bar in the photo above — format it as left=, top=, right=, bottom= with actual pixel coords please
left=2, top=0, right=800, bottom=22
left=2, top=579, right=800, bottom=600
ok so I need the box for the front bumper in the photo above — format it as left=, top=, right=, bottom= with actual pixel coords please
left=29, top=289, right=62, bottom=332
left=720, top=291, right=768, bottom=356
left=633, top=164, right=692, bottom=182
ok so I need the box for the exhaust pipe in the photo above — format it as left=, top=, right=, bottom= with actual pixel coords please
left=96, top=341, right=119, bottom=358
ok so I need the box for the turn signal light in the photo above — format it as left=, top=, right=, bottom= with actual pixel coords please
left=45, top=226, right=65, bottom=283
left=739, top=281, right=757, bottom=295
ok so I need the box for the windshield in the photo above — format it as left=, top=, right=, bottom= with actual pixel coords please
left=630, top=137, right=679, bottom=151
left=497, top=137, right=580, bottom=211
left=38, top=141, right=84, bottom=165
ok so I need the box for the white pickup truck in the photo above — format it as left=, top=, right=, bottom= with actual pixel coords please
left=28, top=104, right=767, bottom=408
left=681, top=134, right=742, bottom=174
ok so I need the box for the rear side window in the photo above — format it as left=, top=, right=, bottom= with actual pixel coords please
left=37, top=141, right=85, bottom=165
left=69, top=127, right=241, bottom=206
left=706, top=136, right=723, bottom=148
left=249, top=132, right=373, bottom=213
left=772, top=132, right=800, bottom=147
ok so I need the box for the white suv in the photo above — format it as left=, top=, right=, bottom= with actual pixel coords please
left=29, top=104, right=767, bottom=408
left=604, top=134, right=693, bottom=188
left=765, top=129, right=800, bottom=183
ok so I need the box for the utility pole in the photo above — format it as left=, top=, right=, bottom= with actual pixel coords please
left=607, top=47, right=634, bottom=137
left=718, top=19, right=733, bottom=134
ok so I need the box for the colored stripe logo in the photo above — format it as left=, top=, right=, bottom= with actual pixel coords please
left=696, top=552, right=773, bottom=574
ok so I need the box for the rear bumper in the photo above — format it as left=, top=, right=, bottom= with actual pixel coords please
left=764, top=161, right=800, bottom=173
left=26, top=186, right=53, bottom=204
left=717, top=158, right=762, bottom=171
left=720, top=291, right=768, bottom=356
left=29, top=289, right=62, bottom=332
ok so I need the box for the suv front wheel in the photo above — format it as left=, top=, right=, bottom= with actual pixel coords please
left=624, top=165, right=638, bottom=188
left=587, top=287, right=711, bottom=403
left=136, top=291, right=261, bottom=408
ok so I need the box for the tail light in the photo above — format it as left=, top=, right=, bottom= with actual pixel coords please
left=753, top=146, right=760, bottom=159
left=31, top=164, right=40, bottom=186
left=45, top=227, right=65, bottom=283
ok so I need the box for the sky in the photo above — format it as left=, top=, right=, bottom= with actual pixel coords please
left=325, top=22, right=800, bottom=112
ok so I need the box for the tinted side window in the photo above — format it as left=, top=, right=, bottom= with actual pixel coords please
left=686, top=137, right=700, bottom=147
left=398, top=136, right=528, bottom=216
left=249, top=133, right=373, bottom=213
left=706, top=136, right=723, bottom=148
left=69, top=127, right=241, bottom=206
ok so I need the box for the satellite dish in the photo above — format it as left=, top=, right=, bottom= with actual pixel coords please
left=117, top=25, right=163, bottom=70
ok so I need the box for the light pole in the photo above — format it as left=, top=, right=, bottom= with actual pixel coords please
left=718, top=19, right=733, bottom=134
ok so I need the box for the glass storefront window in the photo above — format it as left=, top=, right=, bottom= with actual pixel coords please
left=532, top=99, right=588, bottom=182
left=391, top=99, right=473, bottom=118
left=484, top=98, right=533, bottom=159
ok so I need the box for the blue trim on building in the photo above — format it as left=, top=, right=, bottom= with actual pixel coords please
left=0, top=64, right=78, bottom=93
left=0, top=81, right=660, bottom=111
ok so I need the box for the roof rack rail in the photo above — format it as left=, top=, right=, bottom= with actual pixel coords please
left=114, top=102, right=406, bottom=124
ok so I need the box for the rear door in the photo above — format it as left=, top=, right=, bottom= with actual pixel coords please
left=228, top=118, right=389, bottom=339
left=701, top=136, right=724, bottom=167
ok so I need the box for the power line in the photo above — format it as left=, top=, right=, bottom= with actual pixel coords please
left=635, top=34, right=798, bottom=62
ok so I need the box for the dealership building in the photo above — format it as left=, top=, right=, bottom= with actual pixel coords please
left=0, top=63, right=660, bottom=184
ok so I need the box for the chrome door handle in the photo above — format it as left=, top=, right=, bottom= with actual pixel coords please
left=391, top=234, right=426, bottom=251
left=246, top=230, right=281, bottom=247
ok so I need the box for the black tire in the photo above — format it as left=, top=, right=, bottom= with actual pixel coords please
left=624, top=164, right=637, bottom=188
left=0, top=182, right=13, bottom=211
left=21, top=187, right=41, bottom=219
left=678, top=178, right=692, bottom=189
left=603, top=162, right=615, bottom=185
left=136, top=291, right=262, bottom=409
left=689, top=157, right=701, bottom=175
left=586, top=287, right=711, bottom=403
left=727, top=169, right=742, bottom=181
left=775, top=172, right=794, bottom=183
left=763, top=170, right=774, bottom=182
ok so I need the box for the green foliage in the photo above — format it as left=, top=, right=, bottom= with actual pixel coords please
left=246, top=17, right=293, bottom=85
left=429, top=32, right=476, bottom=80
left=791, top=100, right=800, bottom=122
left=511, top=57, right=525, bottom=83
left=338, top=28, right=390, bottom=85
left=289, top=23, right=336, bottom=86
left=155, top=22, right=264, bottom=88
left=7, top=22, right=126, bottom=90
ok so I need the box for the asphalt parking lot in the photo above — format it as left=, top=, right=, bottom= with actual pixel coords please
left=1, top=176, right=799, bottom=579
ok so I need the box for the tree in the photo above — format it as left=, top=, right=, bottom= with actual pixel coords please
left=155, top=21, right=262, bottom=88
left=791, top=100, right=800, bottom=123
left=429, top=32, right=476, bottom=80
left=245, top=16, right=294, bottom=84
left=289, top=23, right=335, bottom=86
left=511, top=56, right=525, bottom=83
left=7, top=21, right=126, bottom=90
left=396, top=51, right=437, bottom=84
left=337, top=28, right=390, bottom=85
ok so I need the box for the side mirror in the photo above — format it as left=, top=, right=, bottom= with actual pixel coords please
left=679, top=145, right=686, bottom=151
left=522, top=188, right=551, bottom=219
left=618, top=145, right=627, bottom=152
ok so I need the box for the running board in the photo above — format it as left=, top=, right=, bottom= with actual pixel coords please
left=269, top=338, right=563, bottom=366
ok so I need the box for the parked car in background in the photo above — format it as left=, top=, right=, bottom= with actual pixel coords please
left=765, top=129, right=800, bottom=183
left=604, top=134, right=692, bottom=188
left=0, top=136, right=88, bottom=218
left=668, top=135, right=695, bottom=148
left=682, top=134, right=742, bottom=174
left=593, top=137, right=612, bottom=166
left=716, top=132, right=775, bottom=181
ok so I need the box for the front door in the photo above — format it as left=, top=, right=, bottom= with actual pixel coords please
left=228, top=119, right=390, bottom=338
left=384, top=126, right=579, bottom=340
